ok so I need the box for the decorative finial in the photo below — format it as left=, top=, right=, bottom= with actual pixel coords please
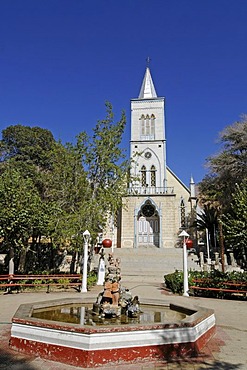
left=146, top=57, right=151, bottom=68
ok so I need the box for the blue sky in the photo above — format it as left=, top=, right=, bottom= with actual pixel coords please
left=0, top=1, right=247, bottom=185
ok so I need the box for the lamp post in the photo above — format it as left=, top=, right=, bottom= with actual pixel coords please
left=206, top=228, right=211, bottom=265
left=81, top=230, right=90, bottom=293
left=179, top=230, right=190, bottom=297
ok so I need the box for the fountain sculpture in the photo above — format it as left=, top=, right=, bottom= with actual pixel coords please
left=10, top=254, right=216, bottom=368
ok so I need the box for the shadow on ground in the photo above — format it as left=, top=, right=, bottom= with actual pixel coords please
left=0, top=349, right=36, bottom=370
left=164, top=358, right=243, bottom=370
left=0, top=348, right=244, bottom=370
left=197, top=360, right=243, bottom=369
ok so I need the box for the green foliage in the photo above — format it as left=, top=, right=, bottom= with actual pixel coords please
left=189, top=269, right=246, bottom=284
left=76, top=102, right=129, bottom=218
left=43, top=142, right=89, bottom=247
left=44, top=102, right=129, bottom=246
left=0, top=168, right=50, bottom=251
left=0, top=125, right=55, bottom=170
left=33, top=279, right=43, bottom=288
left=164, top=270, right=184, bottom=294
left=164, top=270, right=247, bottom=297
left=57, top=278, right=70, bottom=287
left=212, top=117, right=247, bottom=182
left=199, top=116, right=247, bottom=210
left=196, top=205, right=218, bottom=231
left=87, top=270, right=97, bottom=288
left=0, top=102, right=129, bottom=273
left=222, top=182, right=247, bottom=266
left=195, top=205, right=218, bottom=251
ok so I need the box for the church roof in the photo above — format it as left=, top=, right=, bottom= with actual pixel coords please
left=138, top=67, right=157, bottom=99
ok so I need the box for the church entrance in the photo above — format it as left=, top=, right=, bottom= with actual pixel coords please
left=138, top=216, right=159, bottom=247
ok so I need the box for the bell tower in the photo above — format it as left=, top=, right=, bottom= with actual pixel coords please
left=130, top=66, right=167, bottom=191
left=119, top=63, right=191, bottom=249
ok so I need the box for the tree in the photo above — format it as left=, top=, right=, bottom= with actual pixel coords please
left=0, top=126, right=58, bottom=272
left=0, top=168, right=50, bottom=272
left=75, top=102, right=129, bottom=230
left=199, top=116, right=247, bottom=210
left=43, top=142, right=90, bottom=248
left=0, top=103, right=129, bottom=272
left=0, top=125, right=57, bottom=203
left=209, top=116, right=247, bottom=181
left=223, top=182, right=247, bottom=269
left=40, top=103, right=129, bottom=271
left=0, top=125, right=56, bottom=170
left=196, top=205, right=218, bottom=253
left=198, top=116, right=247, bottom=271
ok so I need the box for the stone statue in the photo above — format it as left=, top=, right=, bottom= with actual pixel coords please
left=101, top=277, right=113, bottom=304
left=111, top=278, right=120, bottom=306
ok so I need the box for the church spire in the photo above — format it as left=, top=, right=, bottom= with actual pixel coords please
left=190, top=176, right=196, bottom=199
left=138, top=65, right=157, bottom=99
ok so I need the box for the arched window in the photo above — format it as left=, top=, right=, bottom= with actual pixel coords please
left=150, top=165, right=156, bottom=187
left=141, top=165, right=147, bottom=187
left=141, top=114, right=145, bottom=136
left=140, top=114, right=155, bottom=140
left=180, top=198, right=186, bottom=228
left=145, top=115, right=150, bottom=135
left=151, top=114, right=155, bottom=136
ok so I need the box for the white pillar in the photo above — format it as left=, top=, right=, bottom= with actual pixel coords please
left=97, top=258, right=105, bottom=285
left=80, top=306, right=86, bottom=325
left=9, top=258, right=14, bottom=275
left=206, top=228, right=210, bottom=262
left=81, top=240, right=88, bottom=293
left=179, top=230, right=189, bottom=297
left=183, top=240, right=189, bottom=297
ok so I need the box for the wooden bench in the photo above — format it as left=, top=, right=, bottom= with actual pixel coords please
left=0, top=274, right=82, bottom=293
left=190, top=278, right=247, bottom=298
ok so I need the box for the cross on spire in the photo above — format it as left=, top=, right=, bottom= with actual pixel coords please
left=138, top=62, right=157, bottom=99
left=146, top=57, right=151, bottom=68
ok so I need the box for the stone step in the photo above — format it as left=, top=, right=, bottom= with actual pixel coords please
left=105, top=247, right=200, bottom=283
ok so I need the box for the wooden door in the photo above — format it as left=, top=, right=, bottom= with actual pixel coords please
left=138, top=216, right=159, bottom=247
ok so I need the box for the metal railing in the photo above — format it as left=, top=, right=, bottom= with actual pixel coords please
left=127, top=186, right=174, bottom=195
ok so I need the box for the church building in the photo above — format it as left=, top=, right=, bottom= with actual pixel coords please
left=117, top=66, right=196, bottom=249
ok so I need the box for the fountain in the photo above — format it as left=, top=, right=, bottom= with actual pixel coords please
left=10, top=255, right=215, bottom=367
left=10, top=292, right=215, bottom=367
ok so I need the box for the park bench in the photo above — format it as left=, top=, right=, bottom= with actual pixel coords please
left=190, top=278, right=247, bottom=298
left=0, top=274, right=82, bottom=293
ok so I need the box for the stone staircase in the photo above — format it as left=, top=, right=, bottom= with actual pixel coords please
left=109, top=247, right=200, bottom=284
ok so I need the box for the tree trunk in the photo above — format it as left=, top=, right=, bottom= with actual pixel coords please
left=18, top=247, right=28, bottom=273
left=70, top=251, right=79, bottom=274
left=8, top=246, right=15, bottom=275
left=218, top=218, right=225, bottom=273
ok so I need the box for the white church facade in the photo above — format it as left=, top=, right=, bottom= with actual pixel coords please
left=116, top=66, right=196, bottom=249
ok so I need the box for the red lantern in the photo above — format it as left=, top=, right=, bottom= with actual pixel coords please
left=102, top=239, right=112, bottom=248
left=186, top=239, right=193, bottom=249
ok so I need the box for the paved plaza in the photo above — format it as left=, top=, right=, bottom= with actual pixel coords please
left=0, top=278, right=246, bottom=370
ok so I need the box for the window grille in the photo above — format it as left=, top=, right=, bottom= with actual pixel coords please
left=180, top=199, right=186, bottom=228
left=150, top=165, right=156, bottom=187
left=141, top=165, right=147, bottom=187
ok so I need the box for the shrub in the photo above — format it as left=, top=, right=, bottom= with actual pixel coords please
left=164, top=270, right=184, bottom=294
left=164, top=270, right=247, bottom=297
left=87, top=271, right=97, bottom=288
left=58, top=278, right=70, bottom=287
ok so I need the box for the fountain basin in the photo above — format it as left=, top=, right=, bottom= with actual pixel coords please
left=10, top=297, right=215, bottom=368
